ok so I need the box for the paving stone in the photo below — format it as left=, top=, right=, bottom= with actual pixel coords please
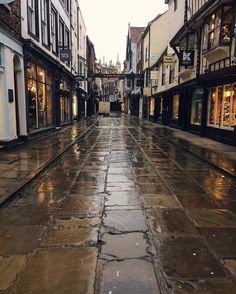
left=54, top=217, right=100, bottom=228
left=0, top=255, right=27, bottom=291
left=147, top=208, right=197, bottom=235
left=142, top=194, right=179, bottom=208
left=101, top=233, right=148, bottom=259
left=41, top=227, right=98, bottom=246
left=224, top=259, right=236, bottom=278
left=58, top=195, right=103, bottom=216
left=200, top=228, right=236, bottom=258
left=104, top=209, right=148, bottom=232
left=106, top=182, right=136, bottom=192
left=176, top=193, right=221, bottom=209
left=159, top=236, right=226, bottom=279
left=13, top=247, right=97, bottom=294
left=106, top=191, right=140, bottom=207
left=138, top=183, right=171, bottom=195
left=172, top=278, right=236, bottom=293
left=0, top=205, right=56, bottom=226
left=186, top=209, right=236, bottom=228
left=0, top=226, right=44, bottom=256
left=13, top=192, right=66, bottom=207
left=100, top=259, right=160, bottom=294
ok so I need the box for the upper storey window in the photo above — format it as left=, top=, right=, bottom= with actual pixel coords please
left=202, top=5, right=233, bottom=53
left=28, top=0, right=39, bottom=38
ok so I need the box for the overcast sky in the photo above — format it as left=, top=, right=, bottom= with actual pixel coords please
left=79, top=0, right=168, bottom=67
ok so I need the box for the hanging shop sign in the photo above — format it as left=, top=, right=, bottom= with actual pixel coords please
left=163, top=55, right=175, bottom=66
left=179, top=50, right=195, bottom=67
left=150, top=71, right=159, bottom=80
left=60, top=49, right=71, bottom=62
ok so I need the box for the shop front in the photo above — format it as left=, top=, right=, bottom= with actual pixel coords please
left=206, top=82, right=236, bottom=144
left=27, top=63, right=53, bottom=131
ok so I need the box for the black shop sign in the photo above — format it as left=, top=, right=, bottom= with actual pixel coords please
left=179, top=50, right=195, bottom=67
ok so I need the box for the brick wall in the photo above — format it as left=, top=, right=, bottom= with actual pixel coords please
left=0, top=0, right=21, bottom=39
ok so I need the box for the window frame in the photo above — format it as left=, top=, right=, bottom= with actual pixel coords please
left=27, top=0, right=39, bottom=40
left=41, top=0, right=50, bottom=48
left=51, top=5, right=58, bottom=55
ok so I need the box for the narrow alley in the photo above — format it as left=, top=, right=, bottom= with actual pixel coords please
left=1, top=115, right=236, bottom=293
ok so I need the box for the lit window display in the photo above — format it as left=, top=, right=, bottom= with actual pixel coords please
left=172, top=94, right=179, bottom=119
left=27, top=63, right=53, bottom=130
left=150, top=97, right=155, bottom=116
left=208, top=83, right=236, bottom=129
left=59, top=80, right=71, bottom=124
left=191, top=88, right=203, bottom=126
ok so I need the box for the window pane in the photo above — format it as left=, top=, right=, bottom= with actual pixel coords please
left=46, top=85, right=53, bottom=125
left=38, top=82, right=46, bottom=128
left=232, top=84, right=236, bottom=127
left=209, top=87, right=217, bottom=125
left=37, top=66, right=45, bottom=83
left=172, top=94, right=179, bottom=119
left=222, top=84, right=231, bottom=127
left=27, top=63, right=36, bottom=79
left=28, top=79, right=37, bottom=129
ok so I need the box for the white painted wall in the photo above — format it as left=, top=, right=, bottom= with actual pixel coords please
left=0, top=31, right=27, bottom=141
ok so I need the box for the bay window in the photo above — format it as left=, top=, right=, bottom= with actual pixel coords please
left=202, top=5, right=233, bottom=53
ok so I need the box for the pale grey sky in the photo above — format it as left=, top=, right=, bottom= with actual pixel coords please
left=79, top=0, right=168, bottom=67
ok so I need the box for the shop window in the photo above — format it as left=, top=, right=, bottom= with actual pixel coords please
left=27, top=0, right=39, bottom=37
left=172, top=94, right=179, bottom=119
left=208, top=83, right=236, bottom=129
left=191, top=88, right=203, bottom=126
left=150, top=97, right=155, bottom=116
left=59, top=80, right=71, bottom=124
left=27, top=63, right=53, bottom=130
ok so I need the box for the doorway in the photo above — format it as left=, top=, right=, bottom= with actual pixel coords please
left=13, top=55, right=21, bottom=136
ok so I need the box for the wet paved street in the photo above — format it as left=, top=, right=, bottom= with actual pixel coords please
left=1, top=115, right=236, bottom=293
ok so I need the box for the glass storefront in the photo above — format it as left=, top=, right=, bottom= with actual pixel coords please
left=208, top=83, right=236, bottom=129
left=60, top=80, right=71, bottom=124
left=27, top=63, right=53, bottom=130
left=191, top=88, right=203, bottom=126
left=172, top=94, right=179, bottom=119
